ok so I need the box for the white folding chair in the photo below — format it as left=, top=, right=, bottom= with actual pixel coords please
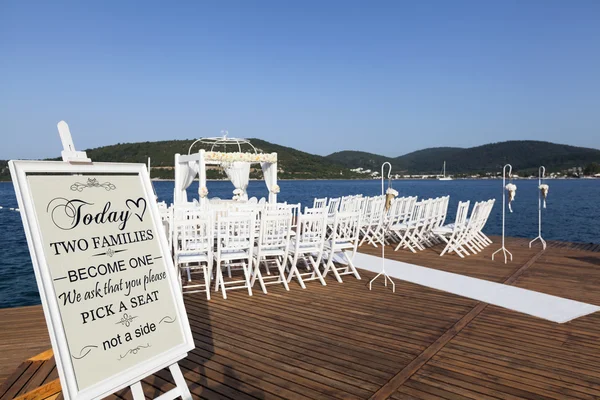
left=287, top=212, right=328, bottom=288
left=322, top=211, right=362, bottom=282
left=252, top=209, right=292, bottom=293
left=434, top=200, right=470, bottom=257
left=214, top=212, right=255, bottom=299
left=173, top=215, right=213, bottom=299
left=359, top=196, right=386, bottom=247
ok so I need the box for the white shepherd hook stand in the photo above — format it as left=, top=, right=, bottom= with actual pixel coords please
left=369, top=162, right=395, bottom=292
left=492, top=164, right=513, bottom=264
left=529, top=166, right=547, bottom=250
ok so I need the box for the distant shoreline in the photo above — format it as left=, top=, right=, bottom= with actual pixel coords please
left=0, top=176, right=598, bottom=184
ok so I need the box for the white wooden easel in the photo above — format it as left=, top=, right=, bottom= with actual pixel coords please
left=369, top=162, right=395, bottom=292
left=57, top=121, right=192, bottom=400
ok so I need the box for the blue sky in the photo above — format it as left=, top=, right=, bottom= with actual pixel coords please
left=1, top=1, right=599, bottom=159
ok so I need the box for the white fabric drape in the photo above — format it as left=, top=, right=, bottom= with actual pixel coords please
left=224, top=161, right=250, bottom=200
left=179, top=161, right=200, bottom=202
left=261, top=162, right=277, bottom=203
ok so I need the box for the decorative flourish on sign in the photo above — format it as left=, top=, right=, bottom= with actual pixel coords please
left=92, top=248, right=127, bottom=257
left=115, top=313, right=138, bottom=327
left=70, top=178, right=116, bottom=192
left=118, top=343, right=151, bottom=361
left=72, top=345, right=98, bottom=360
left=159, top=315, right=176, bottom=325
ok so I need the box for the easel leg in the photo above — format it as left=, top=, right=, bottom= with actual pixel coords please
left=129, top=362, right=191, bottom=400
left=170, top=363, right=192, bottom=400
left=131, top=381, right=145, bottom=400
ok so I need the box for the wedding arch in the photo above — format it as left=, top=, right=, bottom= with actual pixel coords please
left=173, top=134, right=279, bottom=205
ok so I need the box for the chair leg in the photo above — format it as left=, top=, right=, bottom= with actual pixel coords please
left=276, top=256, right=290, bottom=291
left=242, top=259, right=253, bottom=296
left=308, top=253, right=327, bottom=286
left=287, top=254, right=306, bottom=289
left=344, top=251, right=361, bottom=280
left=252, top=257, right=268, bottom=294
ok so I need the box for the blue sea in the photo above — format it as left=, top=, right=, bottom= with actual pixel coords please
left=0, top=179, right=598, bottom=308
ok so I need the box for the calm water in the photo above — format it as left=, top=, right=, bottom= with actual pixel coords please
left=0, top=179, right=598, bottom=308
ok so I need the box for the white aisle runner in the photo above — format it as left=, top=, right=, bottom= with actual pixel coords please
left=351, top=252, right=600, bottom=323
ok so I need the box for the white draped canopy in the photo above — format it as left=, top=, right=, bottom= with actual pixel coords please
left=174, top=149, right=278, bottom=205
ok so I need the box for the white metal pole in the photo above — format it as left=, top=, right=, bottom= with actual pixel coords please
left=529, top=166, right=546, bottom=250
left=492, top=164, right=513, bottom=263
left=369, top=162, right=395, bottom=292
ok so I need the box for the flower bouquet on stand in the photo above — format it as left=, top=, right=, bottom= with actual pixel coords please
left=539, top=184, right=549, bottom=208
left=385, top=188, right=398, bottom=211
left=505, top=183, right=517, bottom=212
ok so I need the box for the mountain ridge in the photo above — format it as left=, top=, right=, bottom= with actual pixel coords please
left=1, top=139, right=599, bottom=181
left=327, top=140, right=600, bottom=175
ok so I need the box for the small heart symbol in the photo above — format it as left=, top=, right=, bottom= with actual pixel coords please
left=126, top=197, right=147, bottom=222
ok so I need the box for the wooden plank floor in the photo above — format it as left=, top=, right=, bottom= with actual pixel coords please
left=0, top=306, right=51, bottom=385
left=2, top=237, right=600, bottom=399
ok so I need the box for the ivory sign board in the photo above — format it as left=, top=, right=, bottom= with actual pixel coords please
left=9, top=161, right=194, bottom=400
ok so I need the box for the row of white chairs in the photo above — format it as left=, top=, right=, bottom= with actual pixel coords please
left=433, top=199, right=495, bottom=257
left=388, top=196, right=449, bottom=253
left=311, top=194, right=493, bottom=257
left=160, top=202, right=362, bottom=300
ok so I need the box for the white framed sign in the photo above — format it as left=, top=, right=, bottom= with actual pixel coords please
left=9, top=160, right=194, bottom=400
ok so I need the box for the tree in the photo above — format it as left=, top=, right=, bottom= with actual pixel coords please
left=584, top=162, right=600, bottom=176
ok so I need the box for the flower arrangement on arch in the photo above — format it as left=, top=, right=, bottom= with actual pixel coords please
left=505, top=183, right=517, bottom=212
left=199, top=187, right=209, bottom=198
left=539, top=184, right=549, bottom=208
left=271, top=184, right=280, bottom=194
left=204, top=151, right=277, bottom=163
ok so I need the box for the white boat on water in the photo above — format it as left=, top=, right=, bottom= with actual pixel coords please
left=438, top=161, right=453, bottom=181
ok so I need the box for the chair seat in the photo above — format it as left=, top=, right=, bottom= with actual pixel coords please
left=390, top=223, right=409, bottom=230
left=177, top=253, right=210, bottom=264
left=218, top=249, right=251, bottom=261
left=254, top=246, right=287, bottom=257
left=324, top=239, right=354, bottom=251
left=432, top=225, right=454, bottom=235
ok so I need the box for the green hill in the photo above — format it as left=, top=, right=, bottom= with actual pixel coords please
left=1, top=139, right=599, bottom=181
left=0, top=139, right=357, bottom=181
left=327, top=141, right=600, bottom=175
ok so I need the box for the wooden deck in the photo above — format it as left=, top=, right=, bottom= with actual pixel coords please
left=2, top=237, right=600, bottom=400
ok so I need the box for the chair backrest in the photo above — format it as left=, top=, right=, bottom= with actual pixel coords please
left=313, top=197, right=327, bottom=209
left=454, top=200, right=471, bottom=228
left=258, top=210, right=292, bottom=251
left=471, top=199, right=494, bottom=232
left=303, top=206, right=327, bottom=216
left=217, top=212, right=255, bottom=251
left=330, top=211, right=361, bottom=248
left=275, top=203, right=301, bottom=229
left=368, top=196, right=386, bottom=225
left=465, top=201, right=484, bottom=232
left=386, top=196, right=406, bottom=227
left=410, top=200, right=428, bottom=225
left=174, top=214, right=213, bottom=257
left=173, top=205, right=205, bottom=221
left=327, top=197, right=341, bottom=218
left=478, top=199, right=495, bottom=230
left=258, top=197, right=266, bottom=205
left=340, top=195, right=363, bottom=213
left=248, top=197, right=258, bottom=204
left=295, top=212, right=327, bottom=249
